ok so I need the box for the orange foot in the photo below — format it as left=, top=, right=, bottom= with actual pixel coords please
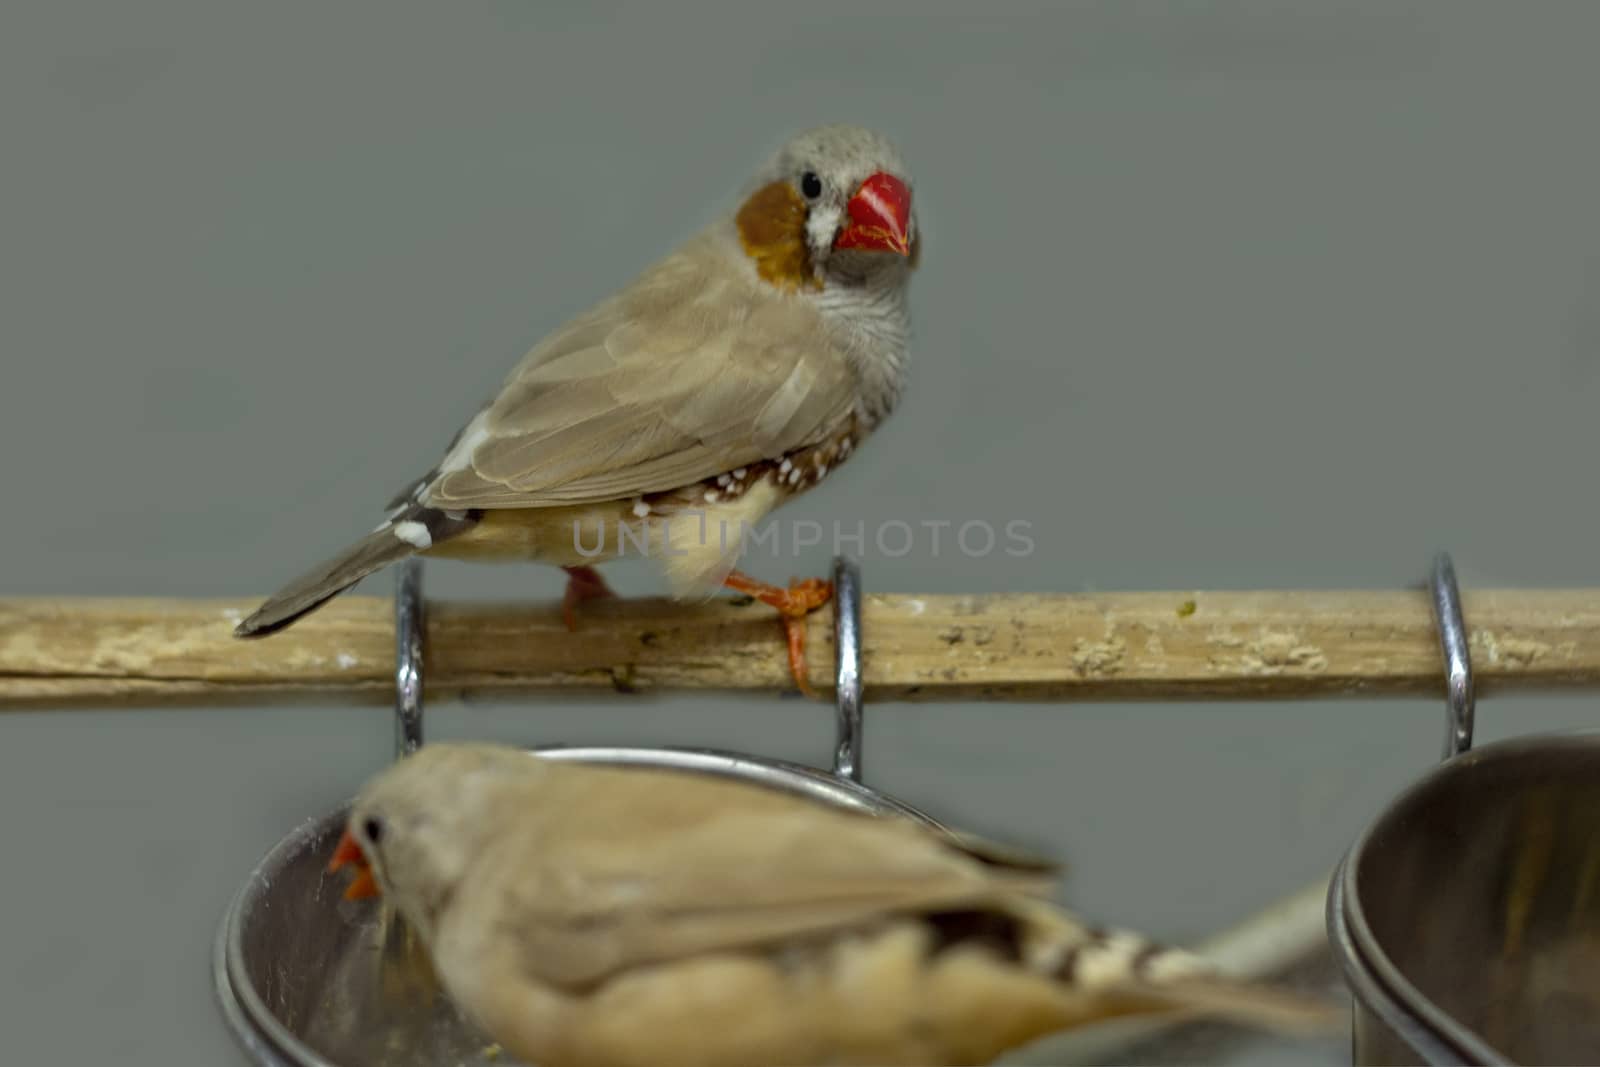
left=723, top=570, right=833, bottom=697
left=560, top=565, right=616, bottom=631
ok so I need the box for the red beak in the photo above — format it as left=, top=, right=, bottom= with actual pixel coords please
left=328, top=827, right=381, bottom=901
left=833, top=172, right=912, bottom=256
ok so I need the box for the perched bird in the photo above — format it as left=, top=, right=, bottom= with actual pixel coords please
left=235, top=124, right=919, bottom=693
left=328, top=743, right=1336, bottom=1067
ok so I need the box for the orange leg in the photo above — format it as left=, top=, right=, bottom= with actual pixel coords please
left=560, top=565, right=616, bottom=631
left=723, top=570, right=833, bottom=697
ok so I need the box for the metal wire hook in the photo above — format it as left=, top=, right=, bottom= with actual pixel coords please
left=394, top=555, right=865, bottom=775
left=394, top=559, right=425, bottom=759
left=831, top=556, right=865, bottom=782
left=1429, top=552, right=1475, bottom=760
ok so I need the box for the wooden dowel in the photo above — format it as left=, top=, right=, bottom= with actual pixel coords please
left=3, top=589, right=1599, bottom=708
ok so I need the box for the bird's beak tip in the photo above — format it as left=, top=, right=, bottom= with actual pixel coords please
left=342, top=869, right=382, bottom=901
left=328, top=827, right=382, bottom=900
left=833, top=171, right=912, bottom=257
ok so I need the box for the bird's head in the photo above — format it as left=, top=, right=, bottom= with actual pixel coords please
left=736, top=124, right=916, bottom=291
left=327, top=743, right=544, bottom=941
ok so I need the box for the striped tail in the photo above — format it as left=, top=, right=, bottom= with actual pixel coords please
left=1013, top=900, right=1340, bottom=1036
left=234, top=504, right=477, bottom=638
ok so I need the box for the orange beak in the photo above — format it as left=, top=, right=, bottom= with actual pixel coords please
left=328, top=827, right=381, bottom=901
left=833, top=172, right=912, bottom=256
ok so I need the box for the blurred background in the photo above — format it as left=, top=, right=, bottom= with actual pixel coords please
left=3, top=1, right=1599, bottom=1063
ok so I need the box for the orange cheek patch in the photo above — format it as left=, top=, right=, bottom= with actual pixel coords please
left=736, top=181, right=820, bottom=291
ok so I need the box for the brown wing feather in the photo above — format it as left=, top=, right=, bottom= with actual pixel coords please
left=456, top=764, right=1052, bottom=989
left=426, top=229, right=856, bottom=510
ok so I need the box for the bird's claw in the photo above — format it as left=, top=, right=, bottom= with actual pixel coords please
left=723, top=572, right=833, bottom=697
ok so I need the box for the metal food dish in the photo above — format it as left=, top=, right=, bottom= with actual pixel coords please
left=1330, top=731, right=1600, bottom=1065
left=1328, top=557, right=1600, bottom=1065
left=214, top=744, right=944, bottom=1067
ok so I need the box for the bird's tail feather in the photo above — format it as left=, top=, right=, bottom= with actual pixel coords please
left=234, top=506, right=477, bottom=637
left=1010, top=901, right=1340, bottom=1036
left=1100, top=974, right=1340, bottom=1034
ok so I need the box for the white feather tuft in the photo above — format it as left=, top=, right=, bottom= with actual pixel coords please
left=393, top=521, right=433, bottom=549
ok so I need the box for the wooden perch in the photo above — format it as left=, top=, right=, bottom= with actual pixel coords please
left=4, top=587, right=1600, bottom=709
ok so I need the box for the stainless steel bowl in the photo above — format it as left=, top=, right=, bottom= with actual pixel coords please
left=214, top=745, right=943, bottom=1067
left=1328, top=731, right=1600, bottom=1065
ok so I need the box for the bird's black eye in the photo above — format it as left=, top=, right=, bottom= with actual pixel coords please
left=800, top=171, right=823, bottom=200
left=362, top=817, right=384, bottom=846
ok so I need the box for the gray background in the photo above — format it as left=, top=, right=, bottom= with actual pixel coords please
left=3, top=1, right=1599, bottom=1063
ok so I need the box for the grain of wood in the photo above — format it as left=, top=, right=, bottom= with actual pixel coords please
left=2, top=589, right=1599, bottom=708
